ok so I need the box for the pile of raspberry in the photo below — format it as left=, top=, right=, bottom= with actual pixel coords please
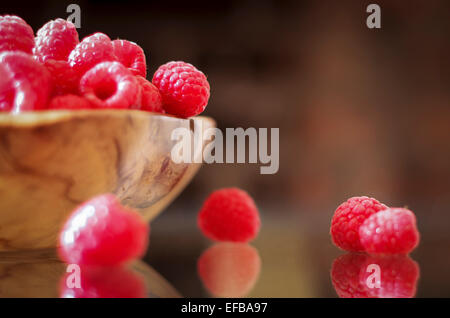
left=0, top=15, right=210, bottom=118
left=330, top=196, right=420, bottom=255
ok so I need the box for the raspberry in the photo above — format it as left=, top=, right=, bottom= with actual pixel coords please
left=133, top=75, right=163, bottom=113
left=331, top=253, right=373, bottom=298
left=197, top=243, right=261, bottom=297
left=359, top=255, right=420, bottom=298
left=68, top=32, right=117, bottom=77
left=198, top=188, right=260, bottom=243
left=0, top=63, right=14, bottom=112
left=48, top=94, right=93, bottom=110
left=44, top=60, right=79, bottom=96
left=34, top=18, right=79, bottom=63
left=359, top=208, right=420, bottom=255
left=152, top=61, right=210, bottom=118
left=0, top=51, right=51, bottom=112
left=0, top=15, right=34, bottom=54
left=330, top=196, right=388, bottom=252
left=60, top=266, right=146, bottom=298
left=58, top=194, right=149, bottom=266
left=80, top=62, right=139, bottom=109
left=112, top=39, right=146, bottom=77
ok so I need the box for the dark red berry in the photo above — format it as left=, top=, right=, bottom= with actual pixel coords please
left=198, top=188, right=260, bottom=243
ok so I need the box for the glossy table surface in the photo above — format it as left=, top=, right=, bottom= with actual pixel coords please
left=0, top=207, right=448, bottom=298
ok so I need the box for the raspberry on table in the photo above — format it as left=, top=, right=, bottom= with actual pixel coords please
left=80, top=61, right=139, bottom=109
left=34, top=18, right=79, bottom=63
left=359, top=255, right=420, bottom=298
left=112, top=39, right=147, bottom=77
left=60, top=266, right=146, bottom=298
left=359, top=208, right=420, bottom=255
left=0, top=51, right=51, bottom=112
left=197, top=243, right=261, bottom=298
left=58, top=194, right=149, bottom=266
left=152, top=61, right=210, bottom=118
left=68, top=32, right=117, bottom=78
left=0, top=15, right=34, bottom=54
left=133, top=75, right=163, bottom=113
left=44, top=59, right=79, bottom=96
left=48, top=94, right=93, bottom=110
left=330, top=196, right=388, bottom=252
left=198, top=188, right=261, bottom=243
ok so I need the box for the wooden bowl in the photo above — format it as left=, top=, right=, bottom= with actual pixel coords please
left=0, top=110, right=215, bottom=251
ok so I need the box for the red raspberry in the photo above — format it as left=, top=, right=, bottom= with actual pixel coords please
left=44, top=60, right=79, bottom=96
left=359, top=208, right=420, bottom=255
left=133, top=75, right=163, bottom=113
left=197, top=243, right=261, bottom=297
left=80, top=62, right=139, bottom=109
left=0, top=51, right=51, bottom=112
left=152, top=61, right=210, bottom=118
left=48, top=94, right=93, bottom=110
left=330, top=196, right=388, bottom=252
left=58, top=194, right=149, bottom=266
left=68, top=32, right=117, bottom=77
left=60, top=266, right=146, bottom=298
left=34, top=18, right=79, bottom=63
left=0, top=63, right=14, bottom=112
left=331, top=253, right=373, bottom=298
left=198, top=188, right=260, bottom=243
left=0, top=15, right=34, bottom=54
left=359, top=255, right=420, bottom=298
left=112, top=39, right=146, bottom=77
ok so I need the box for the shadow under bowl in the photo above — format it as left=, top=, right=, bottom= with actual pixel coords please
left=0, top=110, right=215, bottom=251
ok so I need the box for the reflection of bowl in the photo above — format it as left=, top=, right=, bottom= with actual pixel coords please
left=0, top=249, right=180, bottom=297
left=0, top=110, right=215, bottom=251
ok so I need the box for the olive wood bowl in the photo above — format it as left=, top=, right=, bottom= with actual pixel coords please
left=0, top=110, right=215, bottom=251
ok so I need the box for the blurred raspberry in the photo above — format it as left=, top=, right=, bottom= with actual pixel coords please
left=80, top=61, right=139, bottom=109
left=34, top=18, right=79, bottom=63
left=198, top=188, right=261, bottom=243
left=0, top=51, right=51, bottom=112
left=48, top=94, right=93, bottom=110
left=112, top=39, right=146, bottom=77
left=197, top=243, right=261, bottom=297
left=0, top=63, right=14, bottom=111
left=0, top=15, right=34, bottom=54
left=68, top=32, right=117, bottom=77
left=60, top=266, right=146, bottom=298
left=152, top=61, right=210, bottom=118
left=133, top=75, right=163, bottom=113
left=330, top=196, right=388, bottom=252
left=44, top=59, right=79, bottom=96
left=359, top=208, right=420, bottom=255
left=58, top=194, right=149, bottom=266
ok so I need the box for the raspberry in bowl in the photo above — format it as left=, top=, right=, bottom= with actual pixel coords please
left=0, top=15, right=215, bottom=251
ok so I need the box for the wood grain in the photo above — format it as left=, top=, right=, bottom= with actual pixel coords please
left=0, top=110, right=215, bottom=251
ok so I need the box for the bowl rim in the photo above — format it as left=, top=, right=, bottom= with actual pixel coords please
left=0, top=109, right=215, bottom=128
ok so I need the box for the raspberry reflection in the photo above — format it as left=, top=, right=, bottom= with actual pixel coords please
left=197, top=243, right=261, bottom=298
left=331, top=253, right=420, bottom=298
left=60, top=265, right=146, bottom=298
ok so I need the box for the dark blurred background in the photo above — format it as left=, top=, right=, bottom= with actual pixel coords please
left=2, top=0, right=449, bottom=297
